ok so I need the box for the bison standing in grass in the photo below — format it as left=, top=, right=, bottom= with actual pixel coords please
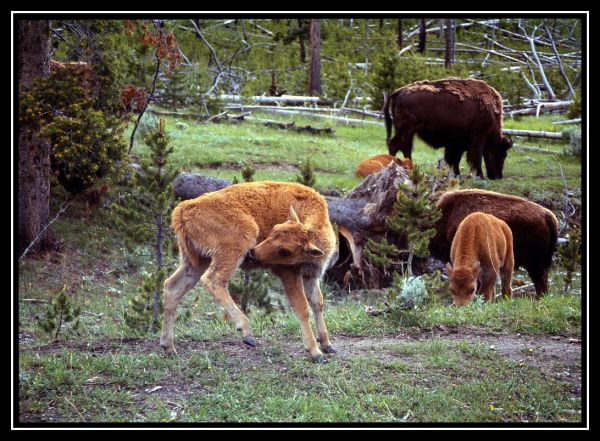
left=160, top=181, right=337, bottom=363
left=447, top=212, right=514, bottom=306
left=431, top=189, right=558, bottom=297
left=384, top=78, right=513, bottom=179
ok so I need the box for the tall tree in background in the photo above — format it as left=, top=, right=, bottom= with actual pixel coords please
left=445, top=19, right=455, bottom=69
left=308, top=19, right=321, bottom=96
left=417, top=19, right=427, bottom=53
left=18, top=20, right=51, bottom=255
left=298, top=19, right=307, bottom=63
left=396, top=19, right=403, bottom=50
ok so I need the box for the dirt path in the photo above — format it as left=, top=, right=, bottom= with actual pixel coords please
left=21, top=326, right=582, bottom=388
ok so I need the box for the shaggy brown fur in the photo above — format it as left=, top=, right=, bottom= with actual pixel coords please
left=355, top=154, right=413, bottom=178
left=431, top=189, right=558, bottom=296
left=383, top=78, right=512, bottom=179
left=447, top=212, right=514, bottom=306
left=161, top=181, right=338, bottom=363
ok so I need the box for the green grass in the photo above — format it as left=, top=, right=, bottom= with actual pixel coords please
left=17, top=112, right=583, bottom=424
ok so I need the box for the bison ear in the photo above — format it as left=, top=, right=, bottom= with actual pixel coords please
left=445, top=262, right=453, bottom=277
left=305, top=243, right=324, bottom=257
left=472, top=261, right=481, bottom=273
left=289, top=205, right=301, bottom=223
left=403, top=158, right=413, bottom=170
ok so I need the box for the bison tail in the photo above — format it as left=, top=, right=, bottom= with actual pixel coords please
left=171, top=204, right=203, bottom=268
left=383, top=90, right=395, bottom=146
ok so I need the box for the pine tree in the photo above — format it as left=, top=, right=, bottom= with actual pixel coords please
left=296, top=158, right=316, bottom=188
left=363, top=237, right=400, bottom=276
left=112, top=119, right=178, bottom=332
left=37, top=285, right=82, bottom=340
left=161, top=66, right=188, bottom=111
left=241, top=161, right=256, bottom=182
left=556, top=224, right=582, bottom=294
left=385, top=165, right=442, bottom=276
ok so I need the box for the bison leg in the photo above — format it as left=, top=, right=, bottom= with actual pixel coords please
left=388, top=128, right=415, bottom=159
left=467, top=138, right=485, bottom=178
left=444, top=146, right=463, bottom=176
left=500, top=250, right=514, bottom=300
left=160, top=258, right=207, bottom=355
left=480, top=270, right=497, bottom=302
left=526, top=265, right=550, bottom=298
left=303, top=276, right=335, bottom=354
left=275, top=268, right=325, bottom=363
left=201, top=251, right=255, bottom=346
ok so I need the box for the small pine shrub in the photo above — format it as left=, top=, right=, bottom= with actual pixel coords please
left=364, top=237, right=400, bottom=276
left=228, top=270, right=283, bottom=315
left=241, top=161, right=256, bottom=182
left=556, top=225, right=582, bottom=294
left=296, top=158, right=316, bottom=188
left=37, top=286, right=82, bottom=340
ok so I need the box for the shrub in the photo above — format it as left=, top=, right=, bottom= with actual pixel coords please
left=20, top=65, right=127, bottom=194
left=37, top=285, right=82, bottom=340
left=387, top=273, right=429, bottom=310
left=296, top=158, right=316, bottom=188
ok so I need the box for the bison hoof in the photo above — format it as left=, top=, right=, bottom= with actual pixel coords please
left=322, top=345, right=337, bottom=354
left=311, top=354, right=328, bottom=364
left=162, top=346, right=177, bottom=357
left=242, top=336, right=257, bottom=347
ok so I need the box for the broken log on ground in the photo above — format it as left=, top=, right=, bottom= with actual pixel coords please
left=246, top=117, right=334, bottom=135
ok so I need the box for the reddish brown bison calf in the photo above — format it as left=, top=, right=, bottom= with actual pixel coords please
left=431, top=189, right=558, bottom=296
left=384, top=78, right=512, bottom=179
left=160, top=181, right=337, bottom=363
left=355, top=154, right=413, bottom=179
left=447, top=212, right=514, bottom=306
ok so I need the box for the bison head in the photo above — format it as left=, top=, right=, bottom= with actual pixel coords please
left=247, top=206, right=324, bottom=266
left=484, top=136, right=513, bottom=180
left=446, top=262, right=480, bottom=306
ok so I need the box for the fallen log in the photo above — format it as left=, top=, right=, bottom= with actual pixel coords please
left=506, top=101, right=572, bottom=117
left=552, top=118, right=581, bottom=125
left=246, top=117, right=334, bottom=135
left=225, top=106, right=384, bottom=126
left=502, top=128, right=564, bottom=140
left=219, top=94, right=323, bottom=104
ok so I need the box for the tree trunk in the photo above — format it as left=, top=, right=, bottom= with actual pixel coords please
left=418, top=19, right=427, bottom=53
left=297, top=19, right=306, bottom=63
left=18, top=20, right=51, bottom=255
left=309, top=19, right=321, bottom=96
left=444, top=19, right=455, bottom=69
left=396, top=19, right=403, bottom=50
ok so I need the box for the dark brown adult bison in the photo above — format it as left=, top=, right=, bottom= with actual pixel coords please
left=430, top=189, right=559, bottom=296
left=384, top=78, right=513, bottom=179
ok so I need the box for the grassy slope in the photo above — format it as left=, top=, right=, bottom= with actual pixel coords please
left=17, top=112, right=583, bottom=424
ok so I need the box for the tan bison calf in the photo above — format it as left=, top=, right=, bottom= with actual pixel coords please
left=431, top=189, right=558, bottom=296
left=160, top=181, right=337, bottom=363
left=355, top=154, right=413, bottom=179
left=446, top=212, right=514, bottom=306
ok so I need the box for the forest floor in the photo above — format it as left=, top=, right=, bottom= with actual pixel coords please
left=16, top=110, right=584, bottom=425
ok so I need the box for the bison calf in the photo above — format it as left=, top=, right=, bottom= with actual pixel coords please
left=160, top=181, right=337, bottom=363
left=355, top=154, right=412, bottom=179
left=431, top=189, right=558, bottom=296
left=447, top=212, right=514, bottom=306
